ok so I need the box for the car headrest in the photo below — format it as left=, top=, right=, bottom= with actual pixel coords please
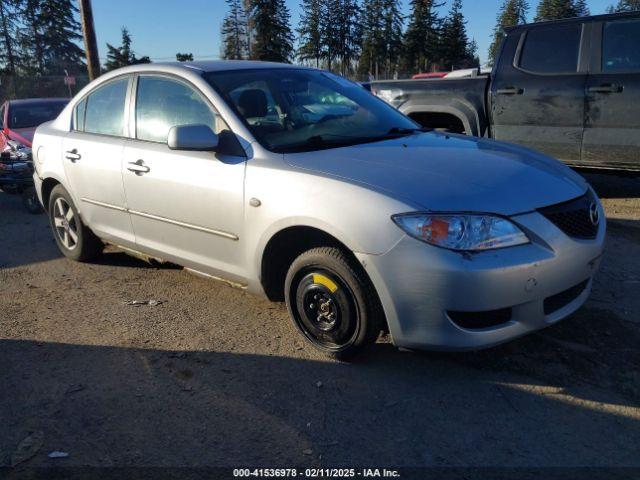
left=237, top=89, right=268, bottom=118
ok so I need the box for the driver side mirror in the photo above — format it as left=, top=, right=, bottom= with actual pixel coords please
left=168, top=124, right=219, bottom=151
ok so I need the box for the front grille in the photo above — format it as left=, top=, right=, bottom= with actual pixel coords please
left=448, top=308, right=512, bottom=330
left=543, top=280, right=589, bottom=315
left=538, top=193, right=599, bottom=240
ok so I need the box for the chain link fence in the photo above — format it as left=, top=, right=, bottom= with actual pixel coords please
left=0, top=75, right=90, bottom=100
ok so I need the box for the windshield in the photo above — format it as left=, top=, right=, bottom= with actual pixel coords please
left=8, top=100, right=67, bottom=129
left=205, top=69, right=420, bottom=153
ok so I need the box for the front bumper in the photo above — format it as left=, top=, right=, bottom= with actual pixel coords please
left=357, top=207, right=606, bottom=351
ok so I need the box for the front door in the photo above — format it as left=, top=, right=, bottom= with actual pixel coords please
left=122, top=75, right=246, bottom=282
left=583, top=17, right=640, bottom=170
left=491, top=22, right=587, bottom=163
left=62, top=76, right=135, bottom=246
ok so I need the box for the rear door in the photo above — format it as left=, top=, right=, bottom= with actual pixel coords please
left=583, top=16, right=640, bottom=170
left=62, top=75, right=135, bottom=246
left=491, top=22, right=589, bottom=163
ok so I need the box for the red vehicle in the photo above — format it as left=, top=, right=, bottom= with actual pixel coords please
left=1, top=98, right=68, bottom=213
left=1, top=98, right=68, bottom=150
left=411, top=72, right=447, bottom=80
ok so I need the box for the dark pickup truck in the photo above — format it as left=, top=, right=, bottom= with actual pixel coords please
left=370, top=11, right=640, bottom=171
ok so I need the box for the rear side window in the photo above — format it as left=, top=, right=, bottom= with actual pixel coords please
left=74, top=98, right=87, bottom=131
left=603, top=19, right=640, bottom=72
left=83, top=77, right=129, bottom=136
left=135, top=76, right=219, bottom=143
left=519, top=24, right=582, bottom=74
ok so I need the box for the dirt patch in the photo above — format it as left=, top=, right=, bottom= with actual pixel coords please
left=1, top=181, right=640, bottom=469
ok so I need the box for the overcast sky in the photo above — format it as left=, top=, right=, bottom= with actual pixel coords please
left=92, top=0, right=616, bottom=66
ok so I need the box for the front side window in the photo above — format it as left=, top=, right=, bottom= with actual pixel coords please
left=519, top=24, right=582, bottom=74
left=84, top=77, right=129, bottom=136
left=603, top=19, right=640, bottom=72
left=206, top=69, right=419, bottom=153
left=135, top=76, right=221, bottom=143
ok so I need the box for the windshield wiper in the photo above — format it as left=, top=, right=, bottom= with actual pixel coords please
left=276, top=128, right=431, bottom=153
left=385, top=126, right=431, bottom=136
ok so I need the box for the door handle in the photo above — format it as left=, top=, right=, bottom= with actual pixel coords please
left=496, top=87, right=524, bottom=95
left=127, top=160, right=150, bottom=175
left=587, top=84, right=623, bottom=94
left=65, top=149, right=81, bottom=162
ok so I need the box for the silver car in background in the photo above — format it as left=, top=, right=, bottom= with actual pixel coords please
left=33, top=61, right=606, bottom=359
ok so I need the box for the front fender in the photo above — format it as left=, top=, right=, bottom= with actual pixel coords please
left=243, top=162, right=410, bottom=291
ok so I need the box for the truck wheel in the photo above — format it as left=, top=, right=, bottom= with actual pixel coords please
left=48, top=185, right=102, bottom=262
left=22, top=186, right=43, bottom=214
left=285, top=247, right=384, bottom=360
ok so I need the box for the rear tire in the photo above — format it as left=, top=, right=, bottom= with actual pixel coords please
left=285, top=247, right=384, bottom=360
left=48, top=185, right=102, bottom=262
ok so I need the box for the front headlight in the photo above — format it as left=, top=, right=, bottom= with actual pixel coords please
left=392, top=213, right=529, bottom=251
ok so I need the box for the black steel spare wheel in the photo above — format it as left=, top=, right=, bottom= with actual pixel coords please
left=295, top=270, right=358, bottom=349
left=285, top=247, right=384, bottom=359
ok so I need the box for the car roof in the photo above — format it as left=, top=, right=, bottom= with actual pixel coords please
left=7, top=98, right=69, bottom=106
left=152, top=60, right=313, bottom=73
left=506, top=10, right=640, bottom=32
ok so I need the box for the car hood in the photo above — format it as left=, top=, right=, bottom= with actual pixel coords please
left=283, top=132, right=588, bottom=216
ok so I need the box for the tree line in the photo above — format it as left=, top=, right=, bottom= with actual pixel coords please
left=1, top=0, right=639, bottom=80
left=222, top=0, right=479, bottom=79
left=224, top=0, right=640, bottom=79
left=0, top=0, right=84, bottom=77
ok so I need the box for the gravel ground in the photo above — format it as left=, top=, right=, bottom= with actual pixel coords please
left=0, top=171, right=639, bottom=474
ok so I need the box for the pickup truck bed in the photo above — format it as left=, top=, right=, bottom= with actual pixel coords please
left=372, top=77, right=489, bottom=137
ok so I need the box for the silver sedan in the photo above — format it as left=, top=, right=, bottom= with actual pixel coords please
left=32, top=61, right=605, bottom=358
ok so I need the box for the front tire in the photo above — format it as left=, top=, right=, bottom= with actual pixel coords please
left=48, top=185, right=102, bottom=262
left=285, top=247, right=384, bottom=360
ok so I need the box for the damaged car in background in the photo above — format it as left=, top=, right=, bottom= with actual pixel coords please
left=33, top=62, right=605, bottom=359
left=1, top=98, right=68, bottom=212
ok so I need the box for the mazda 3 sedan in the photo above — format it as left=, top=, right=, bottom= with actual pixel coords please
left=32, top=61, right=606, bottom=358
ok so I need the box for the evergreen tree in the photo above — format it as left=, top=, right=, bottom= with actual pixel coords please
left=319, top=0, right=361, bottom=74
left=488, top=0, right=528, bottom=65
left=319, top=0, right=340, bottom=70
left=18, top=0, right=46, bottom=75
left=176, top=53, right=194, bottom=62
left=334, top=0, right=362, bottom=76
left=297, top=0, right=323, bottom=67
left=607, top=0, right=640, bottom=11
left=0, top=0, right=20, bottom=75
left=381, top=0, right=404, bottom=77
left=573, top=0, right=590, bottom=15
left=357, top=0, right=402, bottom=79
left=401, top=0, right=443, bottom=74
left=104, top=28, right=150, bottom=72
left=222, top=0, right=249, bottom=60
left=535, top=0, right=589, bottom=21
left=438, top=0, right=475, bottom=70
left=467, top=38, right=480, bottom=66
left=38, top=0, right=85, bottom=74
left=249, top=0, right=294, bottom=62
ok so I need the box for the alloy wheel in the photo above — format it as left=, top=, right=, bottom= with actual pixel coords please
left=53, top=197, right=79, bottom=251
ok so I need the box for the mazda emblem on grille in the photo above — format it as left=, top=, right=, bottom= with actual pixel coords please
left=589, top=202, right=600, bottom=226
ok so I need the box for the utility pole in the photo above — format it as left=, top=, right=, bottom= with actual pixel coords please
left=79, top=0, right=100, bottom=80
